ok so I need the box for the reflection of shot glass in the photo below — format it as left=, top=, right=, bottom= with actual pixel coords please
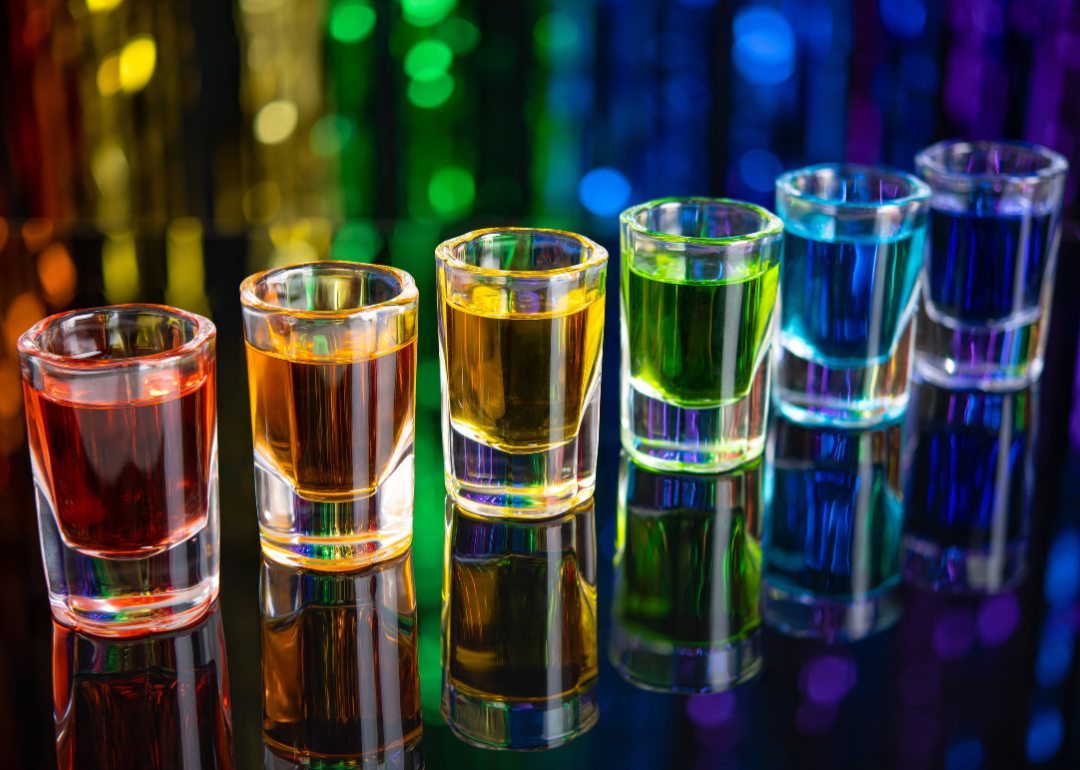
left=774, top=165, right=931, bottom=426
left=914, top=140, right=1068, bottom=389
left=53, top=603, right=234, bottom=768
left=620, top=199, right=782, bottom=472
left=436, top=229, right=607, bottom=516
left=261, top=550, right=424, bottom=769
left=902, top=376, right=1035, bottom=593
left=19, top=305, right=219, bottom=635
left=763, top=413, right=904, bottom=642
left=441, top=498, right=597, bottom=750
left=609, top=452, right=762, bottom=693
left=241, top=262, right=417, bottom=568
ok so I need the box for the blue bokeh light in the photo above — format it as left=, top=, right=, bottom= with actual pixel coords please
left=1044, top=528, right=1080, bottom=607
left=739, top=149, right=784, bottom=192
left=945, top=739, right=984, bottom=770
left=674, top=0, right=720, bottom=7
left=665, top=75, right=711, bottom=116
left=901, top=50, right=939, bottom=94
left=732, top=6, right=796, bottom=85
left=1035, top=625, right=1075, bottom=688
left=880, top=0, right=927, bottom=39
left=1026, top=708, right=1064, bottom=763
left=578, top=167, right=632, bottom=216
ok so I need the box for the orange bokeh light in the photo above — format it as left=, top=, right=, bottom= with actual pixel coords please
left=38, top=243, right=78, bottom=308
left=22, top=218, right=53, bottom=253
left=4, top=292, right=47, bottom=356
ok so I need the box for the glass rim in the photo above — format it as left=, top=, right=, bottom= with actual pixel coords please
left=776, top=163, right=932, bottom=209
left=619, top=197, right=784, bottom=245
left=17, top=304, right=215, bottom=370
left=240, top=260, right=418, bottom=319
left=915, top=139, right=1069, bottom=183
left=435, top=227, right=608, bottom=278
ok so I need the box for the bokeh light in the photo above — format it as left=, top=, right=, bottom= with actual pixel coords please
left=879, top=0, right=927, bottom=39
left=1035, top=625, right=1074, bottom=688
left=4, top=293, right=46, bottom=356
left=1026, top=707, right=1064, bottom=763
left=801, top=655, right=857, bottom=705
left=738, top=149, right=784, bottom=192
left=976, top=592, right=1020, bottom=647
left=91, top=142, right=130, bottom=198
left=401, top=0, right=456, bottom=28
left=255, top=100, right=299, bottom=145
left=1044, top=528, right=1080, bottom=606
left=933, top=609, right=976, bottom=660
left=328, top=0, right=376, bottom=44
left=534, top=12, right=581, bottom=59
left=37, top=244, right=77, bottom=308
left=578, top=167, right=631, bottom=216
left=0, top=360, right=21, bottom=420
left=101, top=231, right=140, bottom=304
left=945, top=738, right=984, bottom=770
left=686, top=691, right=736, bottom=728
left=331, top=221, right=383, bottom=262
left=97, top=55, right=121, bottom=96
left=87, top=0, right=124, bottom=14
left=119, top=36, right=157, bottom=93
left=22, top=219, right=53, bottom=253
left=732, top=6, right=796, bottom=86
left=429, top=166, right=475, bottom=217
left=407, top=73, right=455, bottom=108
left=404, top=39, right=453, bottom=82
left=436, top=18, right=479, bottom=54
left=310, top=115, right=355, bottom=157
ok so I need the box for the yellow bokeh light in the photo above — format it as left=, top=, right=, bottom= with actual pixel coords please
left=86, top=0, right=125, bottom=12
left=120, top=36, right=157, bottom=93
left=91, top=141, right=130, bottom=199
left=102, top=231, right=140, bottom=304
left=38, top=244, right=78, bottom=308
left=97, top=55, right=121, bottom=95
left=166, top=218, right=211, bottom=317
left=254, top=100, right=299, bottom=145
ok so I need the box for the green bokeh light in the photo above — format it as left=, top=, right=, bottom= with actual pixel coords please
left=435, top=17, right=479, bottom=53
left=404, top=39, right=453, bottom=82
left=329, top=220, right=383, bottom=262
left=429, top=166, right=475, bottom=217
left=309, top=114, right=355, bottom=156
left=407, top=72, right=455, bottom=108
left=401, top=0, right=456, bottom=27
left=328, top=0, right=376, bottom=44
left=533, top=11, right=580, bottom=58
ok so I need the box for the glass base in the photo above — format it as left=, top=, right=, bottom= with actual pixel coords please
left=263, top=735, right=426, bottom=770
left=620, top=356, right=769, bottom=473
left=773, top=314, right=915, bottom=428
left=38, top=488, right=220, bottom=637
left=902, top=535, right=1027, bottom=594
left=914, top=300, right=1044, bottom=391
left=443, top=395, right=599, bottom=517
left=607, top=622, right=762, bottom=694
left=761, top=577, right=902, bottom=643
left=255, top=453, right=414, bottom=569
left=441, top=677, right=598, bottom=751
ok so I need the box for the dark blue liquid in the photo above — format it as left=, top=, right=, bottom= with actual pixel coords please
left=904, top=386, right=1031, bottom=548
left=780, top=230, right=923, bottom=363
left=927, top=208, right=1053, bottom=321
left=765, top=419, right=902, bottom=596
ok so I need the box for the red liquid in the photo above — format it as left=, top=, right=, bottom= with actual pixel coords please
left=24, top=368, right=215, bottom=556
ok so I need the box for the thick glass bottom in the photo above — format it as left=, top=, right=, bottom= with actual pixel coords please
left=38, top=488, right=220, bottom=637
left=621, top=356, right=769, bottom=473
left=761, top=577, right=902, bottom=643
left=902, top=535, right=1027, bottom=594
left=255, top=453, right=414, bottom=568
left=607, top=622, right=761, bottom=694
left=441, top=677, right=599, bottom=751
left=263, top=735, right=426, bottom=770
left=773, top=314, right=915, bottom=428
left=915, top=299, right=1045, bottom=391
left=444, top=395, right=599, bottom=517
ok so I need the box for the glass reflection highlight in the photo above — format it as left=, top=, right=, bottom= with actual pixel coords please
left=902, top=376, right=1036, bottom=593
left=52, top=603, right=234, bottom=769
left=763, top=414, right=904, bottom=642
left=441, top=498, right=598, bottom=750
left=609, top=452, right=763, bottom=693
left=261, top=550, right=424, bottom=769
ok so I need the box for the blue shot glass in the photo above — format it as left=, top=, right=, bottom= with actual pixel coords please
left=901, top=375, right=1035, bottom=593
left=914, top=140, right=1069, bottom=389
left=774, top=165, right=932, bottom=426
left=763, top=412, right=904, bottom=642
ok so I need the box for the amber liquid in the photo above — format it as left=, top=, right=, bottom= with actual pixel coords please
left=445, top=512, right=597, bottom=701
left=442, top=294, right=604, bottom=452
left=246, top=340, right=415, bottom=500
left=23, top=374, right=215, bottom=555
left=262, top=556, right=423, bottom=763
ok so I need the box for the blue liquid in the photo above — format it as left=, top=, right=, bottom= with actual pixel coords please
left=927, top=208, right=1053, bottom=321
left=904, top=387, right=1031, bottom=549
left=765, top=418, right=903, bottom=596
left=780, top=229, right=923, bottom=364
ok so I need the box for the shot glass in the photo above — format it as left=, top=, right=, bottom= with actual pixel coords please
left=763, top=412, right=904, bottom=642
left=19, top=305, right=219, bottom=636
left=620, top=198, right=783, bottom=472
left=902, top=375, right=1035, bottom=593
left=914, top=140, right=1069, bottom=389
left=609, top=452, right=762, bottom=693
left=774, top=164, right=931, bottom=426
left=261, top=550, right=424, bottom=769
left=241, top=262, right=418, bottom=568
left=441, top=498, right=598, bottom=750
left=436, top=229, right=607, bottom=516
left=53, top=602, right=234, bottom=769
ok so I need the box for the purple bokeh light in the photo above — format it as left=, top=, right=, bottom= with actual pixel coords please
left=934, top=609, right=976, bottom=660
left=977, top=592, right=1020, bottom=647
left=800, top=654, right=858, bottom=706
left=687, top=690, right=738, bottom=729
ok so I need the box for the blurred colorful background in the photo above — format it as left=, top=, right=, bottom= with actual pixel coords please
left=1, top=0, right=1079, bottom=768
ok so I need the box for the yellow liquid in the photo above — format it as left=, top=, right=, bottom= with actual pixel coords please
left=442, top=289, right=604, bottom=452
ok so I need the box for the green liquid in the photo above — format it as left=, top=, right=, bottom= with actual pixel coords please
left=614, top=461, right=762, bottom=648
left=623, top=257, right=779, bottom=407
